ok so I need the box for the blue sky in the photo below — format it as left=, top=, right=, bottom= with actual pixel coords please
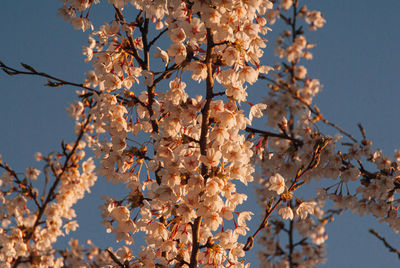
left=1, top=0, right=400, bottom=267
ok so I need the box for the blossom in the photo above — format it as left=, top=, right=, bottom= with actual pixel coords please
left=296, top=202, right=315, bottom=219
left=249, top=103, right=267, bottom=122
left=25, top=167, right=40, bottom=181
left=70, top=17, right=93, bottom=32
left=153, top=46, right=169, bottom=67
left=167, top=43, right=187, bottom=65
left=34, top=152, right=42, bottom=161
left=110, top=206, right=130, bottom=222
left=181, top=17, right=205, bottom=41
left=204, top=212, right=222, bottom=231
left=305, top=10, right=326, bottom=31
left=64, top=220, right=79, bottom=235
left=278, top=207, right=294, bottom=220
left=168, top=27, right=186, bottom=43
left=188, top=61, right=207, bottom=82
left=141, top=70, right=154, bottom=87
left=294, top=65, right=307, bottom=79
left=268, top=173, right=286, bottom=195
left=222, top=47, right=239, bottom=66
left=280, top=0, right=293, bottom=10
left=201, top=148, right=222, bottom=167
left=238, top=66, right=258, bottom=85
left=237, top=211, right=253, bottom=226
left=57, top=5, right=75, bottom=23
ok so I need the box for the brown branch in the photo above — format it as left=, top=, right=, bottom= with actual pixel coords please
left=369, top=229, right=400, bottom=260
left=146, top=88, right=158, bottom=136
left=245, top=126, right=302, bottom=145
left=0, top=162, right=41, bottom=209
left=148, top=27, right=169, bottom=48
left=189, top=217, right=202, bottom=268
left=189, top=27, right=215, bottom=268
left=320, top=117, right=357, bottom=143
left=1, top=61, right=98, bottom=93
left=113, top=6, right=145, bottom=68
left=358, top=123, right=367, bottom=140
left=288, top=219, right=295, bottom=268
left=199, top=28, right=215, bottom=161
left=141, top=17, right=150, bottom=68
left=23, top=114, right=92, bottom=244
left=259, top=72, right=358, bottom=143
left=0, top=61, right=144, bottom=107
left=292, top=237, right=307, bottom=247
left=291, top=0, right=299, bottom=43
left=212, top=91, right=225, bottom=97
left=107, top=249, right=128, bottom=268
left=244, top=137, right=330, bottom=251
left=153, top=63, right=179, bottom=86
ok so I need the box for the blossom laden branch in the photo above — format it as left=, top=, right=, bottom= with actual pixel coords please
left=244, top=137, right=330, bottom=251
left=113, top=5, right=145, bottom=68
left=0, top=161, right=41, bottom=209
left=259, top=73, right=358, bottom=143
left=2, top=0, right=400, bottom=266
left=23, top=113, right=92, bottom=244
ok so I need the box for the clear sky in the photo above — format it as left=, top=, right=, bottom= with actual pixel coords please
left=1, top=0, right=400, bottom=267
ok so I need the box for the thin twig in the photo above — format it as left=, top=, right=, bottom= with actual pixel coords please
left=0, top=61, right=98, bottom=93
left=245, top=126, right=302, bottom=145
left=358, top=123, right=367, bottom=140
left=0, top=61, right=146, bottom=107
left=148, top=27, right=169, bottom=48
left=107, top=249, right=126, bottom=268
left=369, top=229, right=400, bottom=259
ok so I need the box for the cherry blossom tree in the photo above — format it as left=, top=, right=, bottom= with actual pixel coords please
left=1, top=0, right=400, bottom=267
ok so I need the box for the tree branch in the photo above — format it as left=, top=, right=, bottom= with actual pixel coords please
left=244, top=137, right=330, bottom=251
left=369, top=229, right=400, bottom=259
left=0, top=61, right=146, bottom=106
left=190, top=27, right=215, bottom=268
left=113, top=6, right=145, bottom=68
left=1, top=61, right=98, bottom=93
left=148, top=27, right=169, bottom=48
left=245, top=126, right=302, bottom=145
left=23, top=114, right=92, bottom=243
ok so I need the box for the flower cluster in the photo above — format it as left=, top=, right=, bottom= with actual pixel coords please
left=58, top=0, right=277, bottom=266
left=1, top=0, right=400, bottom=267
left=252, top=1, right=400, bottom=267
left=0, top=114, right=97, bottom=267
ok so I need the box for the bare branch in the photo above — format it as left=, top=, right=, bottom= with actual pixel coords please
left=245, top=126, right=302, bottom=145
left=148, top=27, right=169, bottom=48
left=369, top=229, right=400, bottom=259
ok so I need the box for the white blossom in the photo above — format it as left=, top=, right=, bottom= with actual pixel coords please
left=268, top=173, right=286, bottom=195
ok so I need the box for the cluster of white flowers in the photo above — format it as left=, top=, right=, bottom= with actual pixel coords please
left=253, top=1, right=400, bottom=267
left=0, top=121, right=97, bottom=266
left=1, top=0, right=400, bottom=267
left=56, top=0, right=277, bottom=266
